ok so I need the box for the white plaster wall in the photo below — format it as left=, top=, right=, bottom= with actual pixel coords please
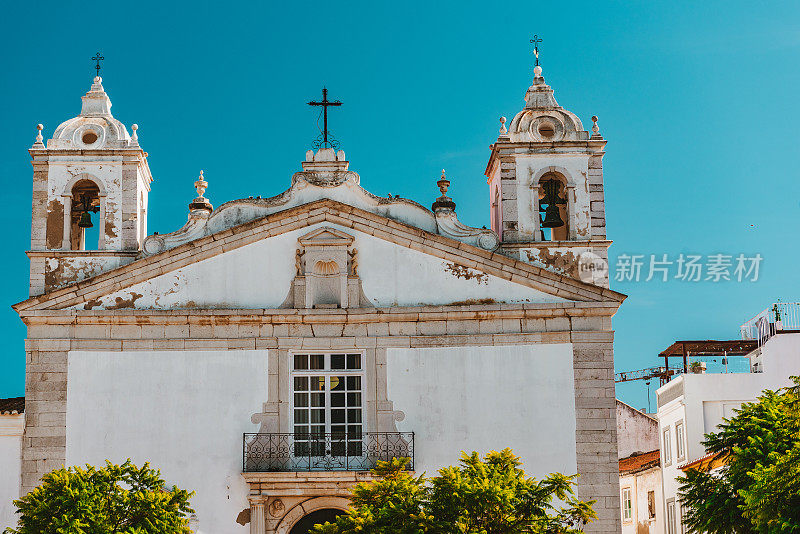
left=66, top=350, right=267, bottom=534
left=514, top=155, right=592, bottom=239
left=0, top=415, right=23, bottom=531
left=77, top=222, right=565, bottom=310
left=386, top=344, right=577, bottom=478
left=620, top=468, right=663, bottom=534
left=616, top=401, right=659, bottom=459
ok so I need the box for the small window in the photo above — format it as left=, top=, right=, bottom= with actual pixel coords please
left=676, top=421, right=686, bottom=460
left=666, top=500, right=676, bottom=534
left=647, top=491, right=656, bottom=519
left=538, top=123, right=555, bottom=138
left=663, top=427, right=672, bottom=465
left=680, top=503, right=687, bottom=534
left=622, top=487, right=633, bottom=522
left=81, top=131, right=98, bottom=144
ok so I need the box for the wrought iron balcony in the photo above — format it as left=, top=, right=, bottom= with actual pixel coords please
left=243, top=432, right=414, bottom=472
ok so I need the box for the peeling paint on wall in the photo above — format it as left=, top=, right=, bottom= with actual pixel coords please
left=106, top=292, right=143, bottom=310
left=443, top=262, right=489, bottom=285
left=527, top=248, right=580, bottom=279
left=83, top=298, right=103, bottom=311
left=46, top=199, right=64, bottom=249
left=448, top=298, right=497, bottom=306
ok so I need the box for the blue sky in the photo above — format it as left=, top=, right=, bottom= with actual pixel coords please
left=0, top=1, right=798, bottom=411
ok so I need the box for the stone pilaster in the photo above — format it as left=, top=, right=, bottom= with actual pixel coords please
left=588, top=155, right=607, bottom=241
left=249, top=500, right=265, bottom=534
left=572, top=339, right=620, bottom=534
left=21, top=346, right=68, bottom=494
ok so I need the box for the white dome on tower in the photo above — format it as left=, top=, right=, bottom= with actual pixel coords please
left=48, top=77, right=134, bottom=149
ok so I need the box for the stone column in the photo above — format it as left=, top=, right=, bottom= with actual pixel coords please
left=61, top=195, right=71, bottom=249
left=249, top=500, right=265, bottom=534
left=97, top=194, right=106, bottom=250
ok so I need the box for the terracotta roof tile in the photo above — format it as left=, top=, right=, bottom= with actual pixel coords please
left=619, top=450, right=660, bottom=474
left=0, top=396, right=24, bottom=415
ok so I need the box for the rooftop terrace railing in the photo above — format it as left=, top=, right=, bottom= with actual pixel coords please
left=741, top=302, right=800, bottom=346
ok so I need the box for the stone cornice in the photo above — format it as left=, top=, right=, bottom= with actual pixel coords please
left=26, top=250, right=141, bottom=258
left=501, top=240, right=613, bottom=249
left=484, top=140, right=606, bottom=177
left=13, top=199, right=626, bottom=313
left=19, top=301, right=621, bottom=324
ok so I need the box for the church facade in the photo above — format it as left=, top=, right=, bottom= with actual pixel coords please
left=13, top=61, right=624, bottom=533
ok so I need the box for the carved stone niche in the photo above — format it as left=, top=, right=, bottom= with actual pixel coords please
left=281, top=227, right=371, bottom=309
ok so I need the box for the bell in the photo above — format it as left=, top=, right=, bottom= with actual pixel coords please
left=78, top=211, right=93, bottom=228
left=541, top=204, right=564, bottom=228
left=539, top=180, right=566, bottom=228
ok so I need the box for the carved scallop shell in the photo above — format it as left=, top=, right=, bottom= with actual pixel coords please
left=314, top=260, right=339, bottom=275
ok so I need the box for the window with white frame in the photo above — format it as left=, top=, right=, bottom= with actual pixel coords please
left=663, top=427, right=672, bottom=465
left=680, top=503, right=687, bottom=534
left=676, top=420, right=686, bottom=460
left=622, top=487, right=633, bottom=522
left=291, top=353, right=364, bottom=457
left=666, top=499, right=676, bottom=534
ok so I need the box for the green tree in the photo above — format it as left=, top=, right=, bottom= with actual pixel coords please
left=314, top=448, right=595, bottom=534
left=679, top=377, right=800, bottom=534
left=6, top=459, right=195, bottom=534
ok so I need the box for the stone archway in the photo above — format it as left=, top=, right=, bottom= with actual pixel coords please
left=275, top=496, right=350, bottom=534
left=288, top=509, right=344, bottom=534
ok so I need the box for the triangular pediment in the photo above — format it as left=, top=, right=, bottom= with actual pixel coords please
left=13, top=200, right=625, bottom=313
left=298, top=227, right=354, bottom=246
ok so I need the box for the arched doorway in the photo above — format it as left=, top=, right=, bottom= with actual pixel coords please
left=289, top=509, right=344, bottom=534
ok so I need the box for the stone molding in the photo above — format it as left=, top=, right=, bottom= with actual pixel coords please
left=14, top=200, right=626, bottom=313
left=242, top=473, right=374, bottom=534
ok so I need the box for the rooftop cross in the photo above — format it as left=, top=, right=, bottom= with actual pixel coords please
left=308, top=87, right=342, bottom=149
left=92, top=52, right=104, bottom=77
left=530, top=35, right=542, bottom=67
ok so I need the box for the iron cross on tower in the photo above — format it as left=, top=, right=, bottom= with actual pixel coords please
left=308, top=87, right=342, bottom=149
left=92, top=52, right=104, bottom=77
left=530, top=35, right=542, bottom=66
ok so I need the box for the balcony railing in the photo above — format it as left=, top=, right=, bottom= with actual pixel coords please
left=741, top=302, right=800, bottom=346
left=243, top=432, right=414, bottom=472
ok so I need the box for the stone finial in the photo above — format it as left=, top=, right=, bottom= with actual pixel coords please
left=432, top=169, right=456, bottom=212
left=437, top=169, right=450, bottom=196
left=534, top=65, right=543, bottom=78
left=195, top=170, right=208, bottom=199
left=591, top=115, right=601, bottom=137
left=189, top=170, right=213, bottom=213
left=32, top=124, right=44, bottom=148
left=131, top=123, right=139, bottom=145
left=499, top=116, right=507, bottom=135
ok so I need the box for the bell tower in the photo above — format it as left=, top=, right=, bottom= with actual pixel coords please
left=28, top=75, right=152, bottom=296
left=485, top=61, right=610, bottom=286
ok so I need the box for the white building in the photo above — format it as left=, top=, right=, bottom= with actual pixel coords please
left=617, top=400, right=663, bottom=534
left=656, top=303, right=800, bottom=534
left=0, top=398, right=24, bottom=531
left=4, top=59, right=626, bottom=534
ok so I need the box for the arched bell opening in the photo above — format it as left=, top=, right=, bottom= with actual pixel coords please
left=537, top=173, right=569, bottom=241
left=66, top=179, right=104, bottom=250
